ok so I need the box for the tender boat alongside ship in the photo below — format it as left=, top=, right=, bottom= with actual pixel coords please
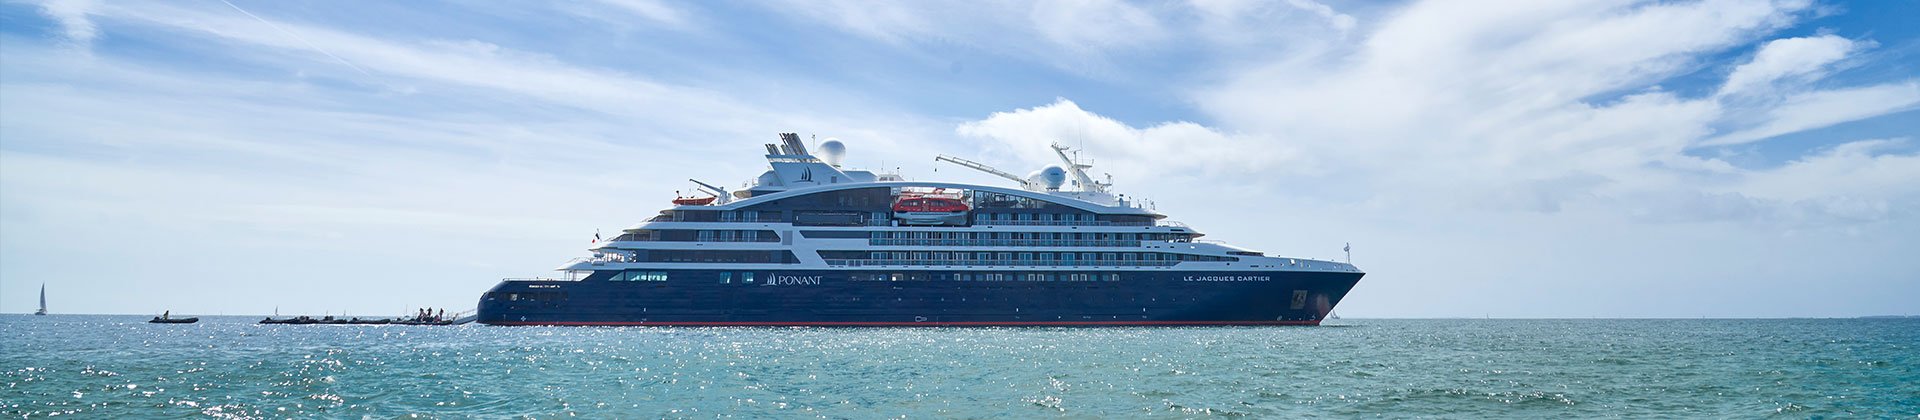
left=477, top=133, right=1364, bottom=326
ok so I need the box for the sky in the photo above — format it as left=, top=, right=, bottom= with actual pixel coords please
left=1, top=0, right=1915, bottom=318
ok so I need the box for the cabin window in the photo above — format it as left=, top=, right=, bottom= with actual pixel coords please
left=719, top=272, right=732, bottom=284
left=623, top=270, right=668, bottom=281
left=742, top=272, right=755, bottom=283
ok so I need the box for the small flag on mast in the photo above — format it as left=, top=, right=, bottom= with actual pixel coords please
left=593, top=229, right=601, bottom=243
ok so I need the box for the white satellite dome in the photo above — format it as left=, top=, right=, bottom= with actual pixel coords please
left=818, top=138, right=847, bottom=166
left=1027, top=165, right=1068, bottom=190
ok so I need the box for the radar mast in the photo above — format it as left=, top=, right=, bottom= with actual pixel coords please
left=1050, top=142, right=1109, bottom=193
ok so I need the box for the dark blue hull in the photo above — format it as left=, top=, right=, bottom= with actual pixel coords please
left=477, top=270, right=1361, bottom=326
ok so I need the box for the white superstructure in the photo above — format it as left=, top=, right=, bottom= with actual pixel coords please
left=550, top=134, right=1360, bottom=279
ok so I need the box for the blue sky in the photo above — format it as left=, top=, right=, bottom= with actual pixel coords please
left=2, top=0, right=1916, bottom=317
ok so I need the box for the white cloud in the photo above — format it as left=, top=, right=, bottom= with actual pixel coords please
left=593, top=0, right=691, bottom=27
left=1028, top=0, right=1166, bottom=54
left=36, top=0, right=96, bottom=46
left=1702, top=82, right=1920, bottom=146
left=1171, top=0, right=1920, bottom=222
left=1283, top=0, right=1356, bottom=32
left=955, top=99, right=1297, bottom=181
left=761, top=0, right=1170, bottom=75
left=1738, top=138, right=1920, bottom=203
left=1719, top=34, right=1862, bottom=96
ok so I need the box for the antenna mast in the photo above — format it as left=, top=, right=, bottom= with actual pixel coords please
left=1049, top=142, right=1107, bottom=193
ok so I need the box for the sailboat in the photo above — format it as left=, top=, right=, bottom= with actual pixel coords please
left=34, top=284, right=47, bottom=315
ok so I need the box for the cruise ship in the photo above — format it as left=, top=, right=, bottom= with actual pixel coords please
left=476, top=134, right=1363, bottom=326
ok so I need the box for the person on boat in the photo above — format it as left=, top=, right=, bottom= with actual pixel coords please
left=162, top=310, right=169, bottom=320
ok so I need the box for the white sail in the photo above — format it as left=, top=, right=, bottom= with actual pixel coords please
left=35, top=284, right=47, bottom=315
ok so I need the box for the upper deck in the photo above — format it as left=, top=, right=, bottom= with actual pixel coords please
left=545, top=133, right=1361, bottom=276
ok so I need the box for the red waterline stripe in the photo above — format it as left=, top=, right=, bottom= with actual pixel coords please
left=484, top=320, right=1322, bottom=327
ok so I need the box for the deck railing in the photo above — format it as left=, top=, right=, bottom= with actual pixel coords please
left=823, top=259, right=1177, bottom=267
left=973, top=220, right=1186, bottom=227
left=645, top=218, right=1190, bottom=228
left=867, top=239, right=1144, bottom=247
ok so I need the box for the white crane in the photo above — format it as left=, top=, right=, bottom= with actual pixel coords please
left=687, top=178, right=731, bottom=204
left=937, top=154, right=1073, bottom=192
left=935, top=155, right=1034, bottom=189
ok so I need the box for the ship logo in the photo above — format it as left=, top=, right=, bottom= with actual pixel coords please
left=799, top=167, right=814, bottom=182
left=764, top=275, right=823, bottom=286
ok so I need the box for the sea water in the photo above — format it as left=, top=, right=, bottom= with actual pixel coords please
left=2, top=316, right=1914, bottom=418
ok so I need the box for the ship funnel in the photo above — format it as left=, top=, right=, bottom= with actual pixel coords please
left=779, top=133, right=808, bottom=156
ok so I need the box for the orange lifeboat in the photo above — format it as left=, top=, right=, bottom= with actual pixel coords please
left=672, top=196, right=717, bottom=206
left=892, top=196, right=969, bottom=212
left=892, top=195, right=970, bottom=225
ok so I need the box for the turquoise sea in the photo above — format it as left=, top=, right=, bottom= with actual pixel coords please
left=2, top=316, right=1914, bottom=418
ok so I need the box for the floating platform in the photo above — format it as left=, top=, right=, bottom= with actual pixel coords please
left=258, top=315, right=471, bottom=325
